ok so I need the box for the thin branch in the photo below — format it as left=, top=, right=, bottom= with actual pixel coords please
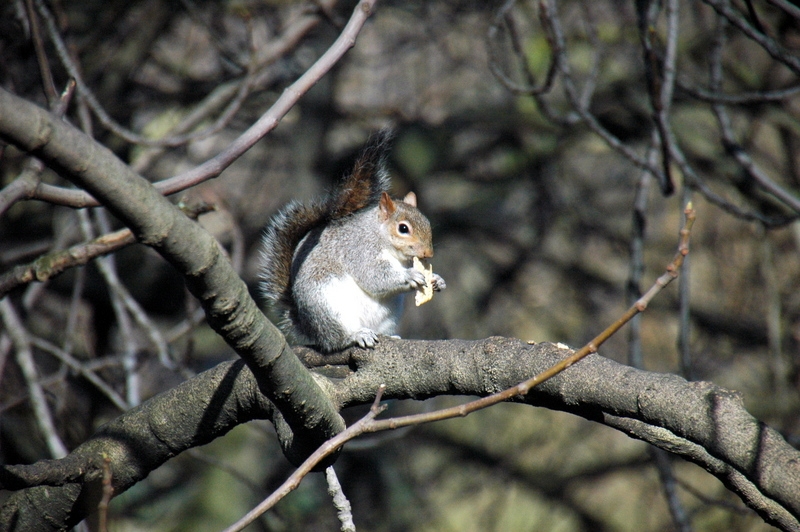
left=93, top=209, right=174, bottom=371
left=678, top=188, right=694, bottom=379
left=652, top=448, right=693, bottom=532
left=626, top=140, right=658, bottom=368
left=60, top=256, right=86, bottom=357
left=29, top=1, right=372, bottom=208
left=222, top=386, right=388, bottom=532
left=0, top=80, right=75, bottom=216
left=24, top=0, right=57, bottom=105
left=29, top=336, right=129, bottom=412
left=0, top=298, right=69, bottom=458
left=487, top=0, right=560, bottom=97
left=638, top=0, right=679, bottom=195
left=669, top=137, right=796, bottom=226
left=32, top=0, right=262, bottom=148
left=131, top=11, right=322, bottom=174
left=702, top=0, right=800, bottom=77
left=677, top=79, right=800, bottom=104
left=326, top=466, right=356, bottom=532
left=657, top=0, right=680, bottom=195
left=708, top=16, right=800, bottom=215
left=0, top=159, right=46, bottom=216
left=0, top=202, right=213, bottom=298
left=77, top=210, right=141, bottom=405
left=542, top=0, right=665, bottom=182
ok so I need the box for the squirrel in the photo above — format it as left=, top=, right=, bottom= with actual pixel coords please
left=258, top=129, right=445, bottom=353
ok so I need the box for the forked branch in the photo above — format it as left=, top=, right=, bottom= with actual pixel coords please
left=224, top=203, right=698, bottom=529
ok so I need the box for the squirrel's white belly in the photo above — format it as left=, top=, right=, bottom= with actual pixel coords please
left=321, top=275, right=398, bottom=335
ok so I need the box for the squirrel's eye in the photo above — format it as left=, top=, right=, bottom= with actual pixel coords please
left=398, top=222, right=410, bottom=234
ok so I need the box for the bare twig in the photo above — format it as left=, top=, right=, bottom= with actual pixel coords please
left=133, top=11, right=322, bottom=174
left=759, top=230, right=789, bottom=394
left=652, top=448, right=693, bottom=532
left=576, top=2, right=602, bottom=113
left=677, top=80, right=800, bottom=104
left=702, top=0, right=800, bottom=76
left=30, top=0, right=373, bottom=208
left=77, top=210, right=142, bottom=405
left=24, top=0, right=57, bottom=105
left=678, top=189, right=694, bottom=379
left=93, top=209, right=174, bottom=372
left=32, top=0, right=261, bottom=149
left=0, top=202, right=214, bottom=298
left=0, top=228, right=134, bottom=297
left=222, top=386, right=389, bottom=532
left=709, top=16, right=800, bottom=215
left=61, top=260, right=86, bottom=358
left=487, top=0, right=560, bottom=97
left=627, top=140, right=658, bottom=368
left=97, top=455, right=113, bottom=532
left=29, top=337, right=129, bottom=411
left=0, top=298, right=69, bottom=458
left=542, top=0, right=665, bottom=182
left=0, top=159, right=46, bottom=216
left=326, top=466, right=356, bottom=532
left=657, top=0, right=680, bottom=195
left=638, top=0, right=679, bottom=194
left=0, top=80, right=75, bottom=216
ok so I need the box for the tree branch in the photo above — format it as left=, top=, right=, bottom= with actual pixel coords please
left=3, top=340, right=797, bottom=530
left=0, top=85, right=345, bottom=465
left=331, top=338, right=800, bottom=530
left=0, top=360, right=273, bottom=531
left=25, top=0, right=378, bottom=208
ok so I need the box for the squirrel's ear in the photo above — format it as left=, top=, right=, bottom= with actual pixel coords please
left=379, top=191, right=396, bottom=220
left=403, top=191, right=417, bottom=207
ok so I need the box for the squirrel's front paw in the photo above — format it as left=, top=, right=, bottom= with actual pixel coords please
left=353, top=328, right=378, bottom=349
left=431, top=273, right=446, bottom=291
left=405, top=268, right=428, bottom=290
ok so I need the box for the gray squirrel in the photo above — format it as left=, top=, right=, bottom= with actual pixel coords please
left=259, top=129, right=445, bottom=352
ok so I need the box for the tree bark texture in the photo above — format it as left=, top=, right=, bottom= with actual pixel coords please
left=1, top=339, right=798, bottom=531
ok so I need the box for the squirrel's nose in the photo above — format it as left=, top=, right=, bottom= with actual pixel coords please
left=419, top=248, right=434, bottom=259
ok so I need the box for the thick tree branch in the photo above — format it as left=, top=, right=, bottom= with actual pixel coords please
left=0, top=360, right=272, bottom=531
left=332, top=338, right=800, bottom=530
left=2, top=340, right=797, bottom=531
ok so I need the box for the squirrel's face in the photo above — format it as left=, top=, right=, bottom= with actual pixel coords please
left=392, top=218, right=434, bottom=259
left=379, top=191, right=435, bottom=260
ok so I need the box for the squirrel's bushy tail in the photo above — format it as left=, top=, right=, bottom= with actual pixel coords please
left=330, top=127, right=393, bottom=218
left=258, top=127, right=394, bottom=331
